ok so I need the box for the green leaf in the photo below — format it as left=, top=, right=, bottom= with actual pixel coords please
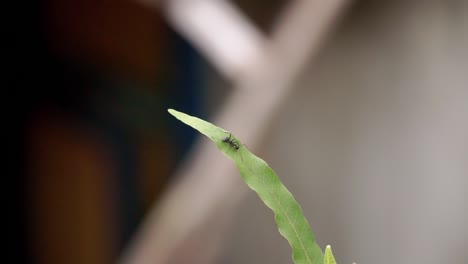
left=324, top=245, right=337, bottom=264
left=168, top=109, right=324, bottom=264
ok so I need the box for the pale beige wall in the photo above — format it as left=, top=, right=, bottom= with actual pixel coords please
left=220, top=1, right=468, bottom=263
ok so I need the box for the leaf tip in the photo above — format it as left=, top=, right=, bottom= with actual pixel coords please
left=324, top=245, right=337, bottom=264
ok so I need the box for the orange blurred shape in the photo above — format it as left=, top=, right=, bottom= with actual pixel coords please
left=43, top=0, right=168, bottom=80
left=27, top=109, right=117, bottom=264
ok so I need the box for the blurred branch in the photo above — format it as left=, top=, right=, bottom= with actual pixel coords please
left=119, top=0, right=350, bottom=263
left=165, top=0, right=265, bottom=80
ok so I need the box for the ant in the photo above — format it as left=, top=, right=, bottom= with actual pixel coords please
left=222, top=133, right=240, bottom=150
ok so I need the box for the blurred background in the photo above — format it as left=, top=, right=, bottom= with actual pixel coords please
left=11, top=0, right=468, bottom=264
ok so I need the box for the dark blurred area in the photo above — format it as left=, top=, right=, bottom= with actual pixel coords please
left=10, top=0, right=288, bottom=263
left=11, top=1, right=205, bottom=263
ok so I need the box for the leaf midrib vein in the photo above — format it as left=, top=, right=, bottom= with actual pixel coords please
left=261, top=174, right=312, bottom=264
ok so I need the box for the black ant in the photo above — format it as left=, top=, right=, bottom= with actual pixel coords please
left=222, top=133, right=240, bottom=150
